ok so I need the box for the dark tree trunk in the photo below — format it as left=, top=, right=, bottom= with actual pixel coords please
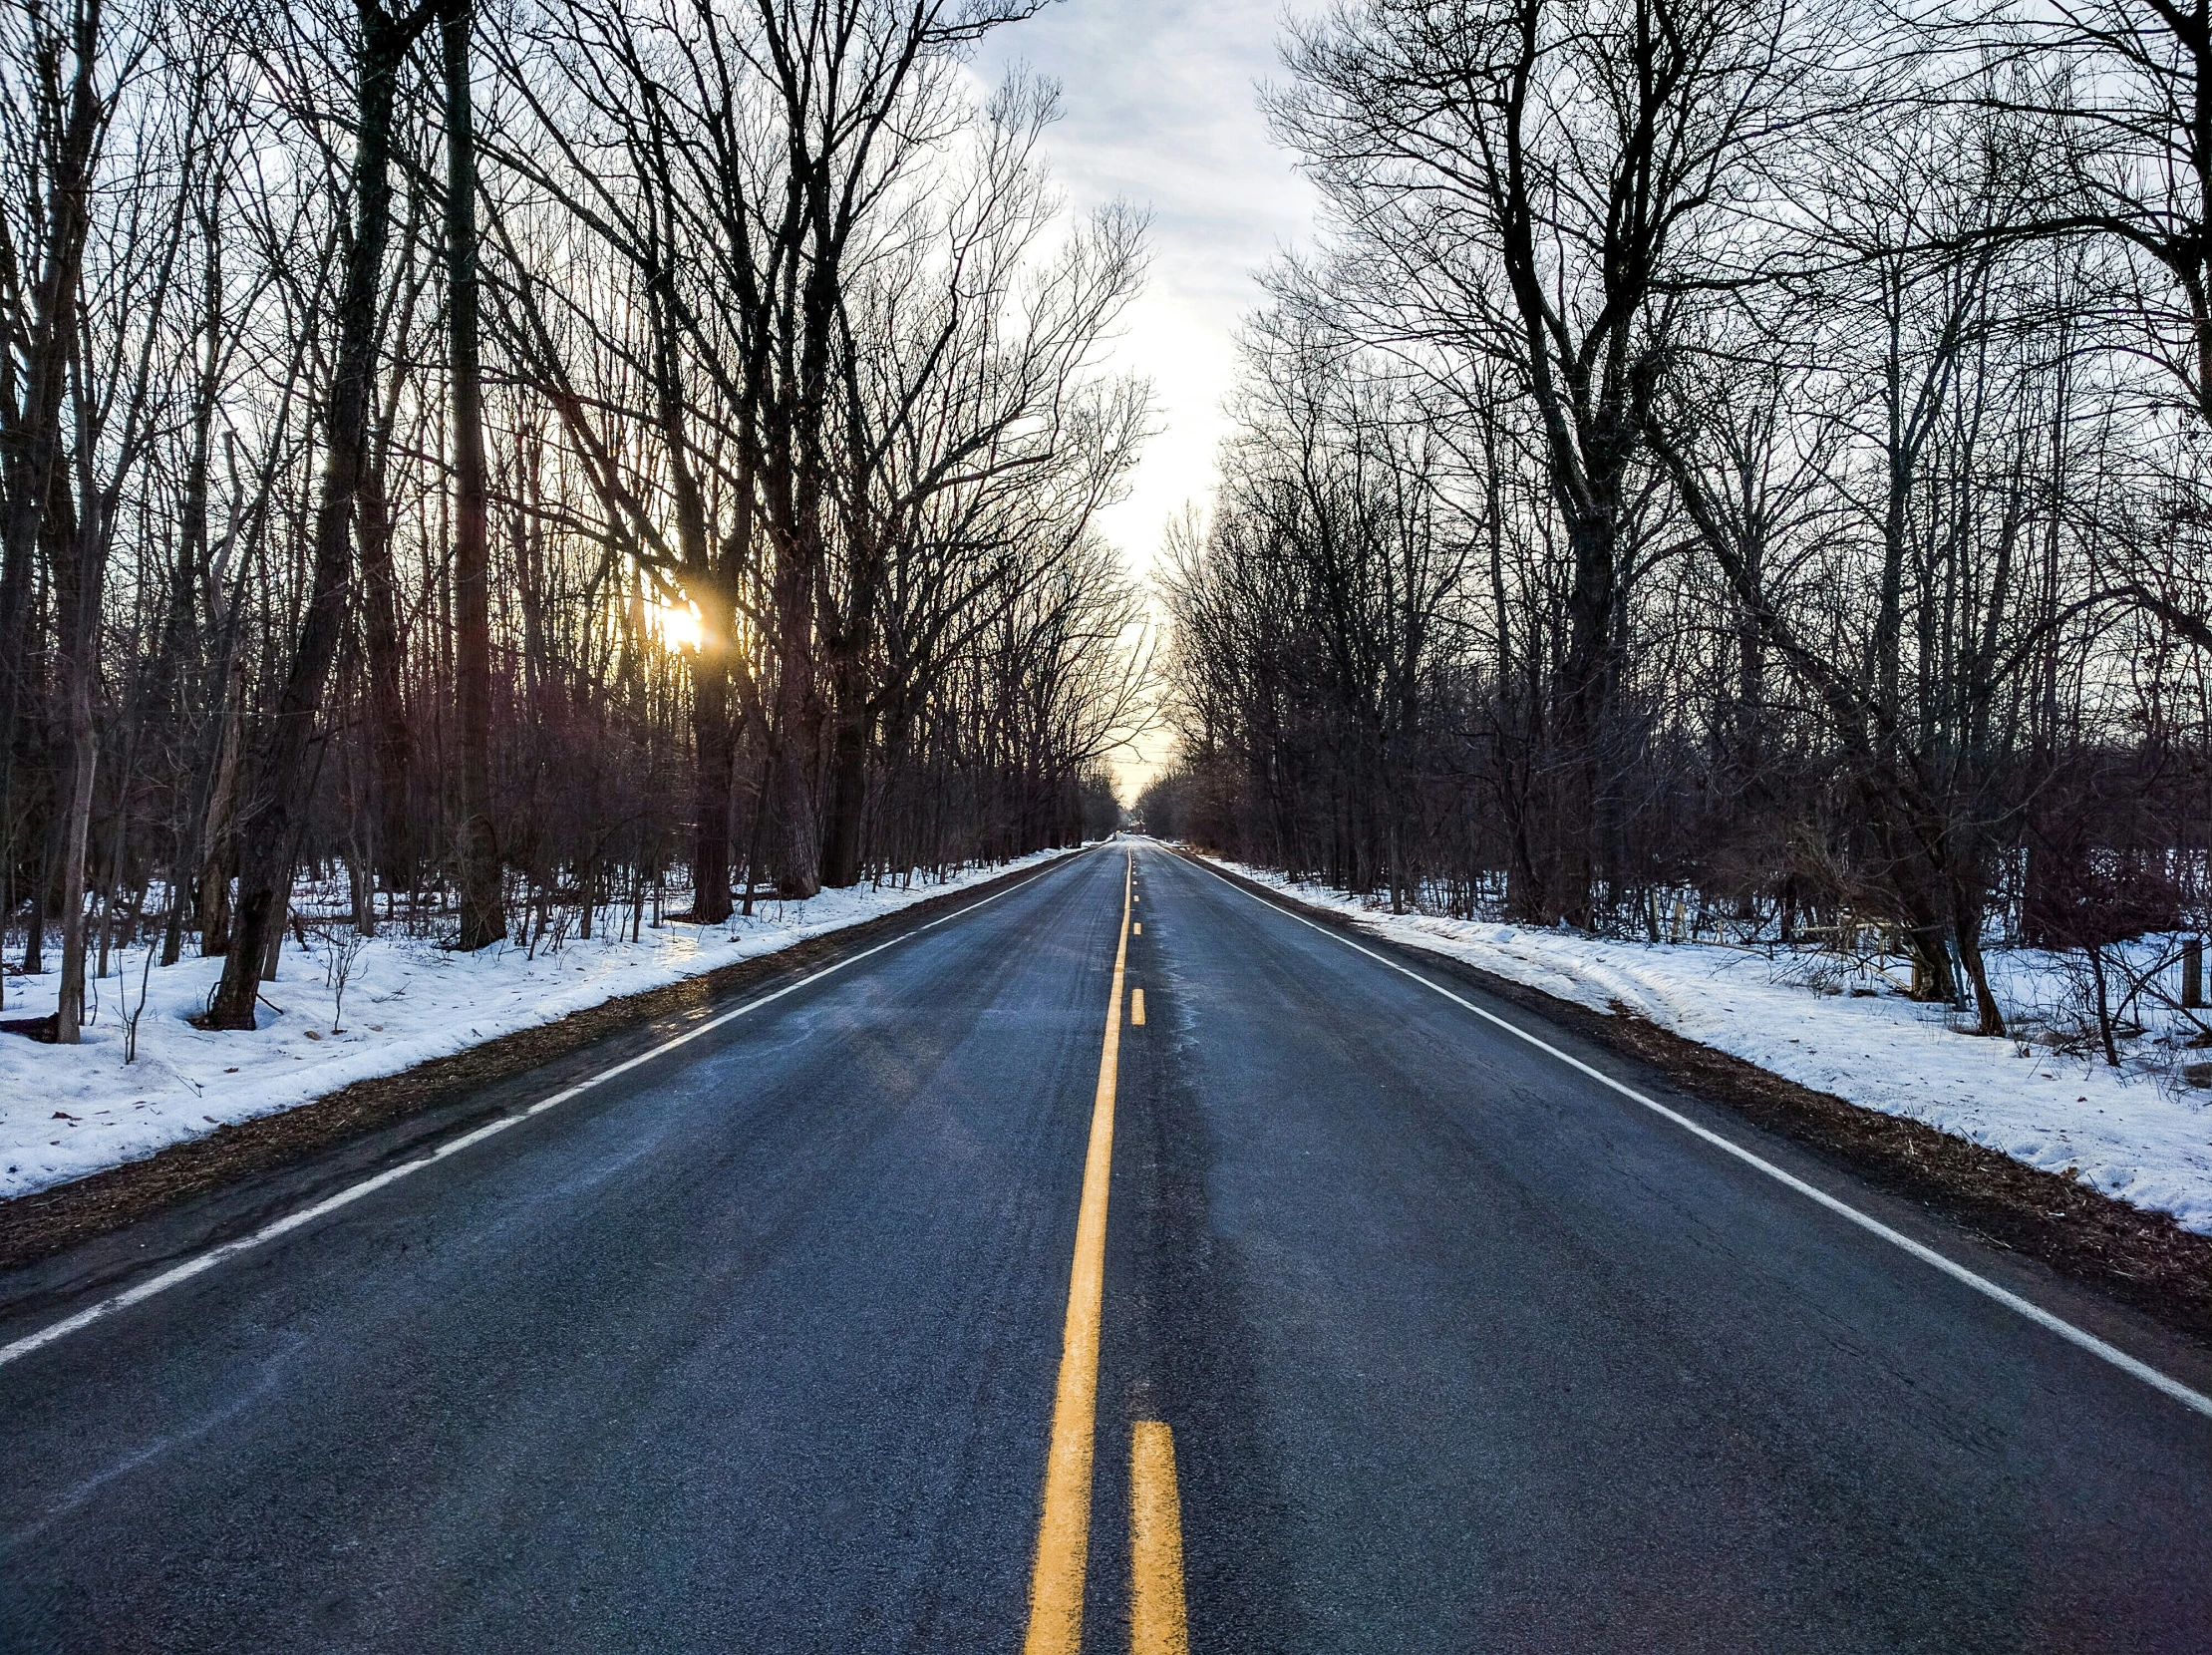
left=195, top=652, right=243, bottom=955
left=687, top=629, right=736, bottom=923
left=1543, top=545, right=1604, bottom=926
left=819, top=666, right=868, bottom=889
left=52, top=668, right=96, bottom=1042
left=0, top=0, right=103, bottom=993
left=210, top=0, right=433, bottom=1027
left=359, top=467, right=413, bottom=886
left=768, top=545, right=821, bottom=896
left=445, top=0, right=504, bottom=951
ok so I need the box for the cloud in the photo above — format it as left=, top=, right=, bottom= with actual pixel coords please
left=972, top=0, right=1318, bottom=575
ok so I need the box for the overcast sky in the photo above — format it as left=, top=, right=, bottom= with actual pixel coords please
left=969, top=1, right=1319, bottom=796
left=971, top=0, right=1318, bottom=573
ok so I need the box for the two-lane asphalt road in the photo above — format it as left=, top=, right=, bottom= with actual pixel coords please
left=3, top=842, right=2208, bottom=1652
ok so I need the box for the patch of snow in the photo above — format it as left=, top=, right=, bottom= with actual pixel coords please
left=0, top=847, right=1086, bottom=1202
left=1202, top=856, right=2212, bottom=1236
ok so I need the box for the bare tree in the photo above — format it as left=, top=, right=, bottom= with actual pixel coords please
left=206, top=0, right=445, bottom=1027
left=1270, top=0, right=1814, bottom=922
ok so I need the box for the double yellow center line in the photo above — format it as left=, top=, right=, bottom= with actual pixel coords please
left=1023, top=849, right=1187, bottom=1655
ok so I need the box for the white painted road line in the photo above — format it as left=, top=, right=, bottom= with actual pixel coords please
left=1182, top=850, right=2212, bottom=1424
left=0, top=848, right=1103, bottom=1372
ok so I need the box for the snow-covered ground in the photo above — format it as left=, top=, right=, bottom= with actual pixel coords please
left=1198, top=854, right=2212, bottom=1235
left=0, top=847, right=1087, bottom=1202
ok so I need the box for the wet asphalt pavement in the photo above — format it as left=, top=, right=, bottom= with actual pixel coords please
left=2, top=841, right=2208, bottom=1652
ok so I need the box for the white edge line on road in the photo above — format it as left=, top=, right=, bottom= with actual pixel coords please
left=1180, top=849, right=2212, bottom=1424
left=0, top=847, right=1104, bottom=1372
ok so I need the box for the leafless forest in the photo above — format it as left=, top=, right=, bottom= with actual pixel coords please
left=0, top=0, right=1148, bottom=1038
left=1142, top=0, right=2212, bottom=1038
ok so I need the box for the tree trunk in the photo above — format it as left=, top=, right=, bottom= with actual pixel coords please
left=446, top=0, right=503, bottom=951
left=1553, top=506, right=1616, bottom=929
left=1950, top=872, right=2007, bottom=1037
left=819, top=673, right=868, bottom=889
left=0, top=0, right=103, bottom=991
left=768, top=549, right=821, bottom=897
left=740, top=756, right=772, bottom=917
left=769, top=695, right=821, bottom=897
left=210, top=4, right=428, bottom=1027
left=687, top=636, right=736, bottom=923
left=359, top=467, right=413, bottom=887
left=51, top=677, right=96, bottom=1043
left=195, top=657, right=243, bottom=956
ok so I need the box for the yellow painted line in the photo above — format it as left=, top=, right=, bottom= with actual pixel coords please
left=1131, top=988, right=1145, bottom=1026
left=1023, top=849, right=1132, bottom=1655
left=1129, top=1422, right=1190, bottom=1655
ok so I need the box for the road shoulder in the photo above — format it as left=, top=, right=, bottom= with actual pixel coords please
left=1172, top=846, right=2212, bottom=1352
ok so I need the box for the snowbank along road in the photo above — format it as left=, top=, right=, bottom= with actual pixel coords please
left=1, top=841, right=2209, bottom=1652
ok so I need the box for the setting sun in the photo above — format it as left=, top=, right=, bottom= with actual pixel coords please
left=652, top=602, right=702, bottom=652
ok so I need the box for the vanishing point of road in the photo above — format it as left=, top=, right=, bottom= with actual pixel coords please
left=2, top=841, right=2208, bottom=1652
